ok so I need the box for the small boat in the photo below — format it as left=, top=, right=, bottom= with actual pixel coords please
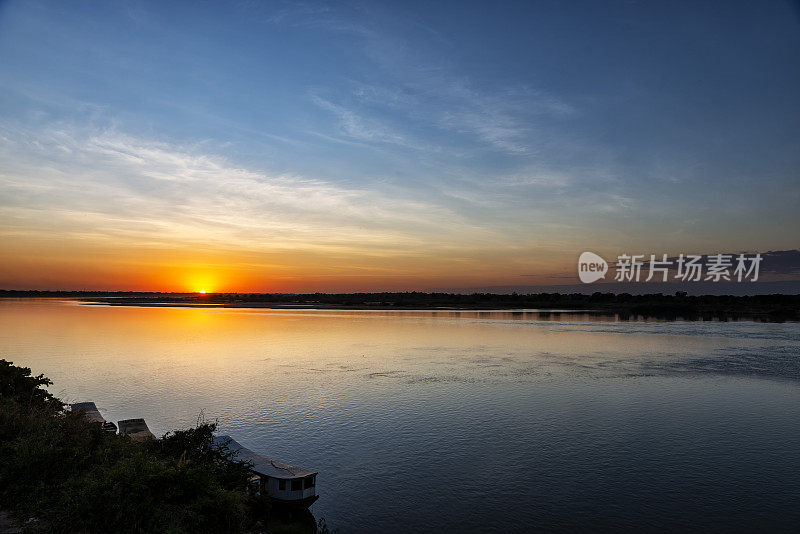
left=118, top=418, right=156, bottom=441
left=70, top=402, right=118, bottom=433
left=213, top=435, right=318, bottom=509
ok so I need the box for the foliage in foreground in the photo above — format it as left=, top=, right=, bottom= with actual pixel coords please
left=0, top=359, right=266, bottom=533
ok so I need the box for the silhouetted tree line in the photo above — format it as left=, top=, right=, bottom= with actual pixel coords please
left=1, top=290, right=797, bottom=321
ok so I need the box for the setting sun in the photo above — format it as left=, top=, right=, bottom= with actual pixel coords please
left=182, top=271, right=220, bottom=294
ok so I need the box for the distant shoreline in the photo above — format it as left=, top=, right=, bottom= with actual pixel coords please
left=2, top=290, right=798, bottom=322
left=81, top=300, right=598, bottom=312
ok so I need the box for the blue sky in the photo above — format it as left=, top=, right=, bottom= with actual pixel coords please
left=0, top=0, right=798, bottom=290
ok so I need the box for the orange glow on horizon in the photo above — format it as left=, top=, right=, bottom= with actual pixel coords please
left=0, top=236, right=580, bottom=292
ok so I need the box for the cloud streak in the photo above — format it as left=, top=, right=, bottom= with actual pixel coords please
left=0, top=124, right=482, bottom=256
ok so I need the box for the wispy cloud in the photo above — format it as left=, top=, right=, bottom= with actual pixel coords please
left=434, top=82, right=575, bottom=156
left=0, top=123, right=484, bottom=256
left=273, top=3, right=576, bottom=158
left=309, top=94, right=411, bottom=147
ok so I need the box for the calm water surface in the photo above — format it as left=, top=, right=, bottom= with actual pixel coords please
left=1, top=299, right=799, bottom=532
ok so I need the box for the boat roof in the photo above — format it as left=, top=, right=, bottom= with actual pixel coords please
left=70, top=402, right=106, bottom=423
left=118, top=418, right=155, bottom=441
left=213, top=435, right=316, bottom=480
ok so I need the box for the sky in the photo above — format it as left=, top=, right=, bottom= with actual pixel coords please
left=0, top=0, right=799, bottom=292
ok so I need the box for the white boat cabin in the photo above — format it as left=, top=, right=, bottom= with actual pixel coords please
left=213, top=435, right=318, bottom=508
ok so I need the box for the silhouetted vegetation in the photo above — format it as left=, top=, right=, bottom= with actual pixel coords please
left=3, top=290, right=795, bottom=322
left=0, top=359, right=325, bottom=533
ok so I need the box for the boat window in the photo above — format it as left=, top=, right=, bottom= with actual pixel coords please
left=291, top=479, right=303, bottom=491
left=304, top=476, right=315, bottom=489
left=279, top=479, right=286, bottom=491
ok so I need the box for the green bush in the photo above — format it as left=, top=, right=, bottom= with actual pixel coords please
left=0, top=359, right=259, bottom=533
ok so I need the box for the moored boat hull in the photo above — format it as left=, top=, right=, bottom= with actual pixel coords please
left=270, top=494, right=319, bottom=510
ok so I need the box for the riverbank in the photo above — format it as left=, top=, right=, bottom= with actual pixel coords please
left=3, top=290, right=797, bottom=321
left=0, top=359, right=323, bottom=534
